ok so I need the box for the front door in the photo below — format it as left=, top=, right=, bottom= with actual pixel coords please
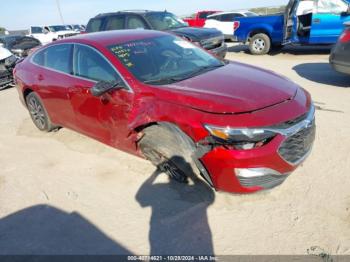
left=69, top=44, right=134, bottom=150
left=283, top=0, right=299, bottom=43
left=310, top=0, right=350, bottom=43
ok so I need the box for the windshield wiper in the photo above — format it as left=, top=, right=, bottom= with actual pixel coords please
left=143, top=77, right=180, bottom=85
left=171, top=64, right=225, bottom=82
left=144, top=64, right=225, bottom=85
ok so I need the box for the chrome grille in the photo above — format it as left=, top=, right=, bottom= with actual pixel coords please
left=64, top=33, right=78, bottom=38
left=278, top=120, right=316, bottom=165
left=237, top=175, right=288, bottom=189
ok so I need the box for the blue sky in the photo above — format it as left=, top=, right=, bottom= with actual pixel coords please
left=1, top=0, right=288, bottom=30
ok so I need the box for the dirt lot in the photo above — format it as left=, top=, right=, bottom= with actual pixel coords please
left=0, top=44, right=349, bottom=255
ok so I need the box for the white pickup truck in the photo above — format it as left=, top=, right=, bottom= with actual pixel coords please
left=204, top=11, right=258, bottom=41
left=28, top=25, right=79, bottom=45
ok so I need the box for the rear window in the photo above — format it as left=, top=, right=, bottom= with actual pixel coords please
left=244, top=12, right=258, bottom=17
left=86, top=18, right=103, bottom=32
left=199, top=12, right=216, bottom=19
left=220, top=13, right=243, bottom=22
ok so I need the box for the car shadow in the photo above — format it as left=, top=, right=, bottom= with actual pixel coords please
left=136, top=156, right=215, bottom=255
left=293, top=63, right=350, bottom=87
left=228, top=44, right=332, bottom=56
left=0, top=205, right=133, bottom=255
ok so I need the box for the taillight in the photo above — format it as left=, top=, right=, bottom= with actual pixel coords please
left=340, top=29, right=350, bottom=43
left=233, top=21, right=240, bottom=31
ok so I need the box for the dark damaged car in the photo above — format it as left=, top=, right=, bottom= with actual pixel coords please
left=86, top=10, right=227, bottom=58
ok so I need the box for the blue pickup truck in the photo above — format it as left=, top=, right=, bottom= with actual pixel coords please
left=235, top=0, right=350, bottom=55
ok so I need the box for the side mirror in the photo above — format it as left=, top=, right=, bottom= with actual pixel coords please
left=91, top=80, right=123, bottom=97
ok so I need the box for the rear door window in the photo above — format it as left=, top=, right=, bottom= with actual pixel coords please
left=86, top=18, right=104, bottom=32
left=316, top=0, right=348, bottom=13
left=105, top=15, right=125, bottom=31
left=126, top=15, right=149, bottom=29
left=73, top=44, right=118, bottom=82
left=32, top=44, right=72, bottom=74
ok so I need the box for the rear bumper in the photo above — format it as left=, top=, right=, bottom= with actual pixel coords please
left=330, top=60, right=350, bottom=75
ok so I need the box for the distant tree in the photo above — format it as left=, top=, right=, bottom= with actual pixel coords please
left=0, top=27, right=5, bottom=35
left=250, top=6, right=286, bottom=15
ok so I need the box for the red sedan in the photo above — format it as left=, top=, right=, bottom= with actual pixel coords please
left=14, top=30, right=315, bottom=194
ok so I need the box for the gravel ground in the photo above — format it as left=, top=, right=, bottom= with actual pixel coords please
left=0, top=44, right=349, bottom=256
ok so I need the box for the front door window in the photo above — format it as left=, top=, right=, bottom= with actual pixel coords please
left=317, top=0, right=348, bottom=13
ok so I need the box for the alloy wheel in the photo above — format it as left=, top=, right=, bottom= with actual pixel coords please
left=28, top=97, right=46, bottom=129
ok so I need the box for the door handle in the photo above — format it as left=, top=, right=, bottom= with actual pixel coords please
left=70, top=86, right=90, bottom=94
left=37, top=74, right=44, bottom=81
left=313, top=18, right=321, bottom=24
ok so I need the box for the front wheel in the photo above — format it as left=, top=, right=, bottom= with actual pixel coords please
left=138, top=124, right=198, bottom=183
left=249, top=33, right=271, bottom=55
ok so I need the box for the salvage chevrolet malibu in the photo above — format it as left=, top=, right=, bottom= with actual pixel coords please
left=14, top=30, right=315, bottom=194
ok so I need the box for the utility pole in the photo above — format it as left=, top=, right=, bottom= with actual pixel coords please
left=55, top=0, right=65, bottom=24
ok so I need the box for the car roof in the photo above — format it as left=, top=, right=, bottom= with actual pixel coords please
left=207, top=10, right=251, bottom=17
left=94, top=10, right=169, bottom=18
left=56, top=30, right=170, bottom=46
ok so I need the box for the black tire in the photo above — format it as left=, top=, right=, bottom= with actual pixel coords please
left=138, top=124, right=198, bottom=183
left=26, top=92, right=55, bottom=132
left=249, top=33, right=271, bottom=55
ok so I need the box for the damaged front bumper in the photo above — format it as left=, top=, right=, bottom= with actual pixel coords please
left=194, top=134, right=295, bottom=193
left=193, top=106, right=315, bottom=194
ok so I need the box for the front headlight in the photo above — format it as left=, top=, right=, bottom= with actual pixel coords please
left=204, top=125, right=276, bottom=150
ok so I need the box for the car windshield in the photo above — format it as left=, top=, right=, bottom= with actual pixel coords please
left=31, top=27, right=43, bottom=34
left=108, top=35, right=225, bottom=85
left=146, top=12, right=188, bottom=30
left=48, top=25, right=68, bottom=32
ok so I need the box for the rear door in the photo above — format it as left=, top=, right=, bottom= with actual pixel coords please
left=310, top=0, right=350, bottom=43
left=30, top=43, right=77, bottom=128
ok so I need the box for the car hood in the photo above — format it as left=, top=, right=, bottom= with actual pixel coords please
left=162, top=62, right=298, bottom=114
left=0, top=47, right=13, bottom=60
left=169, top=27, right=222, bottom=41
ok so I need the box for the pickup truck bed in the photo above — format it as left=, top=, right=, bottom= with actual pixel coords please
left=235, top=14, right=285, bottom=45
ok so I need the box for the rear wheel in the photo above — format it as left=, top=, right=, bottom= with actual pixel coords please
left=249, top=33, right=271, bottom=55
left=138, top=124, right=198, bottom=183
left=26, top=92, right=56, bottom=132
